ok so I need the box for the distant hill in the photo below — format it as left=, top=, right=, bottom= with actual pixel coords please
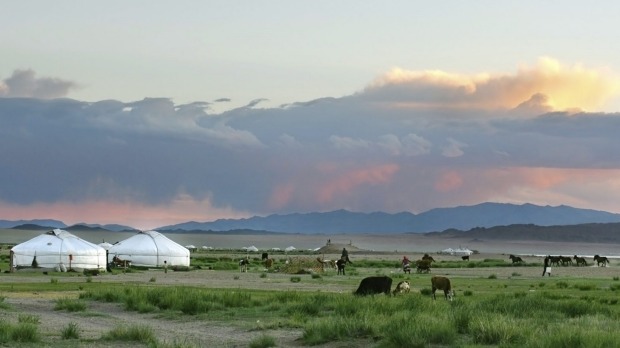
left=74, top=223, right=137, bottom=232
left=157, top=203, right=620, bottom=234
left=427, top=223, right=620, bottom=243
left=0, top=219, right=66, bottom=229
left=10, top=224, right=53, bottom=231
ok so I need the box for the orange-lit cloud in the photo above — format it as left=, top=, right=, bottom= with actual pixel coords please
left=317, top=164, right=399, bottom=203
left=365, top=57, right=620, bottom=112
left=269, top=183, right=295, bottom=210
left=0, top=194, right=251, bottom=230
left=434, top=171, right=463, bottom=192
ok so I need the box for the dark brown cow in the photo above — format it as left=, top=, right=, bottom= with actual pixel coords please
left=354, top=276, right=392, bottom=296
left=431, top=276, right=454, bottom=301
left=461, top=255, right=470, bottom=261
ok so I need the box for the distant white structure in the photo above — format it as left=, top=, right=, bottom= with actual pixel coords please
left=285, top=246, right=296, bottom=252
left=201, top=246, right=213, bottom=250
left=271, top=247, right=281, bottom=251
left=440, top=247, right=474, bottom=256
left=185, top=245, right=197, bottom=252
left=243, top=246, right=259, bottom=252
left=98, top=242, right=113, bottom=250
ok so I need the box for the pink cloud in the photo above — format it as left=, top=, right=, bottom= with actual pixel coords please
left=0, top=194, right=251, bottom=230
left=317, top=163, right=399, bottom=203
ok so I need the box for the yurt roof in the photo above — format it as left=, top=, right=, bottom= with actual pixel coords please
left=108, top=230, right=189, bottom=256
left=12, top=228, right=105, bottom=255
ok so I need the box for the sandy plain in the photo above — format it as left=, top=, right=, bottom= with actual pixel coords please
left=1, top=230, right=620, bottom=347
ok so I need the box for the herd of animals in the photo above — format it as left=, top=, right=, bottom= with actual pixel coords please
left=234, top=252, right=612, bottom=300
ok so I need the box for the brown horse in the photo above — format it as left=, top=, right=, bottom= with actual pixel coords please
left=594, top=255, right=609, bottom=267
left=509, top=254, right=524, bottom=264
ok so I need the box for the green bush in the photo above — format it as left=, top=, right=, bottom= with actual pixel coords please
left=61, top=322, right=80, bottom=339
left=249, top=334, right=277, bottom=348
left=55, top=298, right=87, bottom=312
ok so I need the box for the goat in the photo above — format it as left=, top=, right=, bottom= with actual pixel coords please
left=431, top=276, right=454, bottom=301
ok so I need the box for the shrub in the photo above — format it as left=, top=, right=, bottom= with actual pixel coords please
left=259, top=273, right=267, bottom=278
left=290, top=276, right=301, bottom=283
left=311, top=274, right=322, bottom=279
left=488, top=274, right=497, bottom=279
left=101, top=325, right=156, bottom=344
left=17, top=314, right=39, bottom=324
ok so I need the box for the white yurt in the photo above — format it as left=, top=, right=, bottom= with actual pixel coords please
left=98, top=242, right=113, bottom=250
left=107, top=230, right=190, bottom=267
left=10, top=229, right=107, bottom=272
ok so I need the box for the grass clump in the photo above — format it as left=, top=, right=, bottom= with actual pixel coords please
left=55, top=298, right=87, bottom=312
left=61, top=322, right=80, bottom=339
left=290, top=276, right=301, bottom=283
left=101, top=324, right=156, bottom=344
left=249, top=334, right=277, bottom=348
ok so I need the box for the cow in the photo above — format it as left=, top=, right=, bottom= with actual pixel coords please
left=461, top=255, right=470, bottom=261
left=264, top=258, right=274, bottom=268
left=239, top=257, right=250, bottom=272
left=336, top=258, right=346, bottom=275
left=573, top=255, right=587, bottom=267
left=594, top=255, right=609, bottom=267
left=416, top=259, right=432, bottom=273
left=354, top=276, right=392, bottom=296
left=431, top=276, right=454, bottom=301
left=392, top=280, right=411, bottom=295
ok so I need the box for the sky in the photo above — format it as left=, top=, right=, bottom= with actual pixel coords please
left=3, top=2, right=620, bottom=229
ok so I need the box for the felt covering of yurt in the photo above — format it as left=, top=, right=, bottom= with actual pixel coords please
left=107, top=230, right=190, bottom=267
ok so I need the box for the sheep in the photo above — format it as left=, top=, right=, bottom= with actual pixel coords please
left=431, top=276, right=454, bottom=301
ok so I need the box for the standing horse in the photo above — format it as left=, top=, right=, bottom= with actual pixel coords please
left=573, top=255, right=587, bottom=267
left=594, top=255, right=609, bottom=267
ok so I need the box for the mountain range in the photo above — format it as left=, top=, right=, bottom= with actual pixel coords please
left=157, top=202, right=620, bottom=234
left=3, top=203, right=620, bottom=234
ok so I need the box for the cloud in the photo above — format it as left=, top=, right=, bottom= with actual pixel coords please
left=0, top=69, right=77, bottom=99
left=3, top=60, right=620, bottom=228
left=360, top=57, right=620, bottom=112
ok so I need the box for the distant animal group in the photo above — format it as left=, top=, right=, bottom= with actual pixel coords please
left=541, top=254, right=609, bottom=267
left=353, top=275, right=454, bottom=301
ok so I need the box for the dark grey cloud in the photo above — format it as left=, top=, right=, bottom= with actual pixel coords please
left=2, top=67, right=620, bottom=220
left=0, top=69, right=76, bottom=99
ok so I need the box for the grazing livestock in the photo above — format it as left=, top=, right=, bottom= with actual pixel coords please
left=111, top=256, right=131, bottom=268
left=461, top=255, right=470, bottom=261
left=509, top=254, right=524, bottom=264
left=264, top=258, right=274, bottom=268
left=354, top=276, right=392, bottom=296
left=431, top=276, right=454, bottom=301
left=261, top=252, right=269, bottom=261
left=393, top=281, right=411, bottom=295
left=573, top=255, right=587, bottom=267
left=336, top=258, right=346, bottom=275
left=548, top=256, right=561, bottom=267
left=239, top=258, right=250, bottom=272
left=594, top=255, right=609, bottom=267
left=559, top=256, right=573, bottom=266
left=416, top=259, right=432, bottom=273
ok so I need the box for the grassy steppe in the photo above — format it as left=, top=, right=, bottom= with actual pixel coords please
left=1, top=245, right=620, bottom=347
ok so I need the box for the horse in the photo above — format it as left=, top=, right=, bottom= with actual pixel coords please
left=416, top=259, right=432, bottom=273
left=548, top=256, right=561, bottom=267
left=594, top=255, right=609, bottom=267
left=111, top=256, right=131, bottom=268
left=239, top=258, right=250, bottom=272
left=559, top=256, right=573, bottom=266
left=336, top=258, right=346, bottom=275
left=461, top=255, right=470, bottom=261
left=509, top=254, right=524, bottom=264
left=573, top=255, right=587, bottom=267
left=422, top=253, right=435, bottom=262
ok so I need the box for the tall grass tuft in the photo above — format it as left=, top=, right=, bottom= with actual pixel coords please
left=17, top=314, right=39, bottom=324
left=469, top=314, right=526, bottom=345
left=101, top=324, right=157, bottom=344
left=61, top=322, right=80, bottom=339
left=55, top=298, right=87, bottom=312
left=249, top=334, right=277, bottom=348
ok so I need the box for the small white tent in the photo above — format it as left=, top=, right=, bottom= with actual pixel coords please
left=107, top=230, right=190, bottom=267
left=11, top=229, right=106, bottom=272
